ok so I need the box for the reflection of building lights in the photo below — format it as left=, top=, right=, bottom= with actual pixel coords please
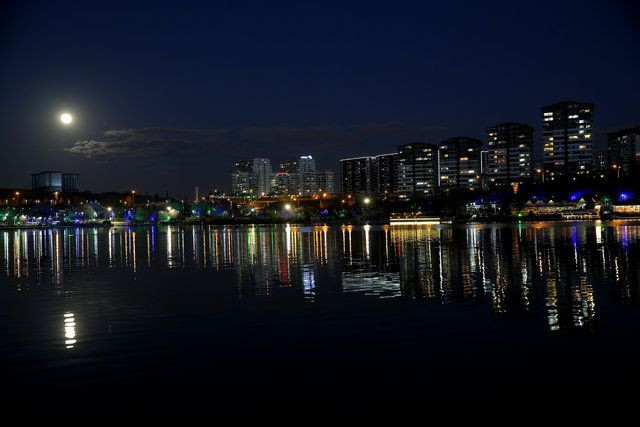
left=364, top=224, right=371, bottom=258
left=285, top=223, right=291, bottom=253
left=64, top=312, right=76, bottom=348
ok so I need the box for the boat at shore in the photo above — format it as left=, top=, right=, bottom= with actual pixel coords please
left=389, top=212, right=448, bottom=225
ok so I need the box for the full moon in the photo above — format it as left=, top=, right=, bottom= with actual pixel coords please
left=60, top=112, right=73, bottom=125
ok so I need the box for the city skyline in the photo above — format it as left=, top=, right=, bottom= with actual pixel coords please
left=1, top=1, right=639, bottom=195
left=3, top=1, right=640, bottom=409
left=14, top=100, right=640, bottom=198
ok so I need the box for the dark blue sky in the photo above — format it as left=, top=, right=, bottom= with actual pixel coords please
left=1, top=0, right=639, bottom=196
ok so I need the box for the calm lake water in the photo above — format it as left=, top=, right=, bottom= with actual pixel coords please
left=2, top=222, right=640, bottom=407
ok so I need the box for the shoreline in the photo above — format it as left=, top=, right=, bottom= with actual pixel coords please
left=3, top=217, right=640, bottom=230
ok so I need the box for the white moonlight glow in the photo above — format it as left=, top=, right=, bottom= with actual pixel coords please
left=60, top=113, right=73, bottom=125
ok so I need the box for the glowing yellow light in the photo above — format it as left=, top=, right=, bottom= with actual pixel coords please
left=60, top=112, right=73, bottom=125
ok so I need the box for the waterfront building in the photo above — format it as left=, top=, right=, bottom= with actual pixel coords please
left=298, top=155, right=317, bottom=195
left=31, top=171, right=79, bottom=193
left=316, top=170, right=334, bottom=194
left=340, top=152, right=399, bottom=196
left=62, top=173, right=79, bottom=192
left=270, top=172, right=298, bottom=195
left=251, top=158, right=272, bottom=196
left=339, top=156, right=373, bottom=195
left=438, top=137, right=482, bottom=189
left=608, top=127, right=640, bottom=176
left=594, top=151, right=609, bottom=179
left=231, top=158, right=271, bottom=196
left=480, top=150, right=490, bottom=189
left=395, top=143, right=439, bottom=197
left=487, top=122, right=534, bottom=186
left=231, top=155, right=333, bottom=197
left=542, top=101, right=594, bottom=181
left=371, top=153, right=397, bottom=196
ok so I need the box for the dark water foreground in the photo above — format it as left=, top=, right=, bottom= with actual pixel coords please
left=2, top=223, right=640, bottom=410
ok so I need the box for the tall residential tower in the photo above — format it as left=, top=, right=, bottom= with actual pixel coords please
left=439, top=137, right=482, bottom=190
left=487, top=122, right=534, bottom=186
left=542, top=101, right=594, bottom=181
left=395, top=142, right=439, bottom=197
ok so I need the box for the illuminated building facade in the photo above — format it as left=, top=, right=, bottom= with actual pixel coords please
left=340, top=153, right=399, bottom=196
left=486, top=122, right=534, bottom=186
left=542, top=101, right=594, bottom=181
left=594, top=151, right=609, bottom=178
left=279, top=159, right=299, bottom=173
left=62, top=173, right=79, bottom=193
left=233, top=155, right=334, bottom=197
left=395, top=143, right=439, bottom=196
left=438, top=137, right=482, bottom=189
left=316, top=170, right=334, bottom=194
left=340, top=156, right=373, bottom=195
left=480, top=150, right=490, bottom=188
left=231, top=158, right=272, bottom=196
left=298, top=155, right=317, bottom=195
left=31, top=171, right=79, bottom=193
left=608, top=127, right=640, bottom=176
left=251, top=158, right=272, bottom=196
left=270, top=172, right=298, bottom=195
left=371, top=153, right=397, bottom=196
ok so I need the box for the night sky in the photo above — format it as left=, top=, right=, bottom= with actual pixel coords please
left=1, top=0, right=639, bottom=197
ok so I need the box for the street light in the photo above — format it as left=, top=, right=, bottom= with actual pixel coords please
left=612, top=164, right=620, bottom=179
left=363, top=197, right=371, bottom=205
left=284, top=204, right=291, bottom=210
left=131, top=189, right=136, bottom=205
left=535, top=168, right=545, bottom=183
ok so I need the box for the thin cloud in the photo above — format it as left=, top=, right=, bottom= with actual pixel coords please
left=66, top=123, right=447, bottom=158
left=66, top=128, right=231, bottom=157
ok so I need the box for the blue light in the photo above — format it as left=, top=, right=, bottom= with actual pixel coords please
left=618, top=192, right=633, bottom=202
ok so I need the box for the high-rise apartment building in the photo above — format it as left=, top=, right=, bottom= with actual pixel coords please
left=339, top=156, right=373, bottom=195
left=231, top=158, right=271, bottom=195
left=593, top=151, right=609, bottom=179
left=608, top=127, right=640, bottom=176
left=233, top=155, right=333, bottom=197
left=270, top=172, right=298, bottom=195
left=395, top=143, right=439, bottom=197
left=231, top=160, right=253, bottom=195
left=371, top=153, right=397, bottom=196
left=439, top=137, right=482, bottom=189
left=316, top=170, right=334, bottom=194
left=298, top=155, right=317, bottom=195
left=542, top=101, right=594, bottom=181
left=279, top=160, right=299, bottom=173
left=31, top=171, right=80, bottom=193
left=487, top=122, right=534, bottom=186
left=251, top=158, right=272, bottom=196
left=339, top=153, right=398, bottom=196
